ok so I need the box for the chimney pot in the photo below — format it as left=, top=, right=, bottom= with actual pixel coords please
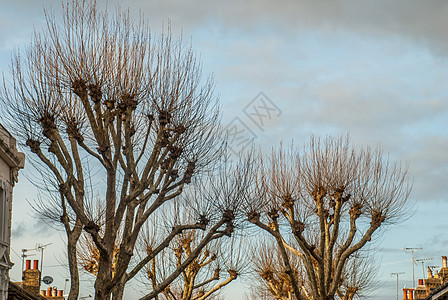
left=25, top=260, right=31, bottom=270
left=41, top=290, right=46, bottom=296
left=58, top=290, right=63, bottom=297
left=403, top=288, right=408, bottom=300
left=47, top=287, right=52, bottom=297
left=443, top=256, right=447, bottom=268
left=33, top=260, right=39, bottom=270
left=52, top=287, right=57, bottom=297
left=409, top=289, right=414, bottom=300
left=418, top=279, right=424, bottom=285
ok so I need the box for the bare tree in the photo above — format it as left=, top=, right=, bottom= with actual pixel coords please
left=141, top=228, right=243, bottom=300
left=246, top=136, right=412, bottom=300
left=77, top=179, right=249, bottom=300
left=251, top=239, right=305, bottom=300
left=0, top=0, right=249, bottom=299
left=132, top=155, right=253, bottom=300
left=28, top=180, right=84, bottom=299
left=77, top=200, right=120, bottom=279
left=336, top=252, right=379, bottom=300
left=250, top=239, right=379, bottom=300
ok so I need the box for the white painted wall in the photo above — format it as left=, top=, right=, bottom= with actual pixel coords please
left=0, top=124, right=24, bottom=300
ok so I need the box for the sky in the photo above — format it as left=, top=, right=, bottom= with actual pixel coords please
left=1, top=0, right=448, bottom=299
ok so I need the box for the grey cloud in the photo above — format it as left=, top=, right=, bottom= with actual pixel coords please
left=378, top=247, right=407, bottom=254
left=4, top=0, right=448, bottom=55
left=403, top=136, right=448, bottom=201
left=308, top=83, right=448, bottom=132
left=112, top=0, right=448, bottom=55
left=32, top=218, right=54, bottom=236
left=11, top=219, right=49, bottom=239
left=11, top=221, right=27, bottom=238
left=11, top=219, right=47, bottom=240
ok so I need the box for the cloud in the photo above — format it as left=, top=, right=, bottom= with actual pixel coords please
left=403, top=136, right=448, bottom=201
left=378, top=247, right=408, bottom=254
left=11, top=221, right=27, bottom=239
left=108, top=0, right=448, bottom=55
left=310, top=82, right=447, bottom=129
left=4, top=0, right=448, bottom=56
left=11, top=219, right=52, bottom=239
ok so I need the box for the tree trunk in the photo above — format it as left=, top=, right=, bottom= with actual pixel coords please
left=112, top=276, right=126, bottom=300
left=94, top=170, right=117, bottom=300
left=94, top=256, right=113, bottom=300
left=67, top=220, right=83, bottom=300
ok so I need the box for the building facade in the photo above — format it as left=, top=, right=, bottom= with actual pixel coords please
left=7, top=259, right=62, bottom=300
left=0, top=124, right=25, bottom=300
left=404, top=256, right=448, bottom=300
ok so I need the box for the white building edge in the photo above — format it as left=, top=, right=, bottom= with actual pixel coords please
left=0, top=123, right=25, bottom=300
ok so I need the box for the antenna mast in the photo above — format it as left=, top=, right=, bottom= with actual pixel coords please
left=21, top=248, right=37, bottom=275
left=405, top=247, right=422, bottom=288
left=415, top=258, right=433, bottom=280
left=391, top=272, right=405, bottom=300
left=36, top=243, right=52, bottom=290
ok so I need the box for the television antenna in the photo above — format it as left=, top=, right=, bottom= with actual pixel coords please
left=415, top=258, right=433, bottom=279
left=429, top=265, right=439, bottom=272
left=21, top=248, right=37, bottom=274
left=404, top=247, right=422, bottom=288
left=36, top=243, right=52, bottom=290
left=391, top=272, right=405, bottom=300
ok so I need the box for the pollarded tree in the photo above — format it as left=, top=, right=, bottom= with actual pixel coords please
left=1, top=0, right=242, bottom=299
left=250, top=239, right=378, bottom=300
left=134, top=157, right=253, bottom=300
left=246, top=136, right=411, bottom=300
left=336, top=252, right=379, bottom=300
left=251, top=239, right=307, bottom=300
left=142, top=229, right=242, bottom=300
left=77, top=208, right=238, bottom=300
left=75, top=161, right=252, bottom=300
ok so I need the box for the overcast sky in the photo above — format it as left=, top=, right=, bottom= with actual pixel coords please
left=1, top=1, right=448, bottom=299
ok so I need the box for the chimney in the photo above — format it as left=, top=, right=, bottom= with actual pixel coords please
left=443, top=256, right=447, bottom=268
left=418, top=279, right=424, bottom=285
left=33, top=260, right=39, bottom=270
left=435, top=270, right=440, bottom=279
left=25, top=259, right=31, bottom=270
left=403, top=288, right=408, bottom=300
left=428, top=266, right=433, bottom=279
left=409, top=289, right=414, bottom=300
left=23, top=259, right=40, bottom=296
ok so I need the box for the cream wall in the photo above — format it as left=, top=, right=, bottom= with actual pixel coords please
left=0, top=159, right=10, bottom=184
left=0, top=124, right=24, bottom=300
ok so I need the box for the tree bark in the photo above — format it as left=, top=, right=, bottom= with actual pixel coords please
left=66, top=220, right=82, bottom=300
left=111, top=275, right=126, bottom=300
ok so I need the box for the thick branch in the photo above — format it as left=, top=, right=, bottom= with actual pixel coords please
left=126, top=223, right=206, bottom=281
left=139, top=220, right=226, bottom=300
left=196, top=270, right=237, bottom=300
